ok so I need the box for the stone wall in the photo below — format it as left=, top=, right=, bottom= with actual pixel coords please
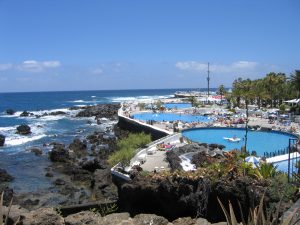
left=117, top=115, right=170, bottom=141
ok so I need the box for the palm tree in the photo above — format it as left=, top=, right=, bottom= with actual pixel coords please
left=187, top=96, right=198, bottom=107
left=290, top=70, right=300, bottom=98
left=231, top=78, right=243, bottom=107
left=217, top=84, right=226, bottom=104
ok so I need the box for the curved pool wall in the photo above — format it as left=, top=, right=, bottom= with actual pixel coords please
left=164, top=103, right=192, bottom=109
left=182, top=127, right=298, bottom=156
left=132, top=112, right=212, bottom=123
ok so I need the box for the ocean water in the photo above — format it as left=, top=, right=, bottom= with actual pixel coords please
left=0, top=88, right=191, bottom=193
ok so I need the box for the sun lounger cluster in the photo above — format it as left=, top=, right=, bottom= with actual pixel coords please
left=156, top=142, right=175, bottom=151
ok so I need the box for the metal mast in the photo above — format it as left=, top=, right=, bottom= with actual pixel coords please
left=207, top=62, right=210, bottom=97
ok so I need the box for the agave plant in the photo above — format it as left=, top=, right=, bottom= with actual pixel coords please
left=217, top=193, right=299, bottom=225
left=0, top=192, right=19, bottom=225
left=256, top=163, right=278, bottom=179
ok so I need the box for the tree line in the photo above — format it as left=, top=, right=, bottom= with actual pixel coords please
left=220, top=70, right=300, bottom=109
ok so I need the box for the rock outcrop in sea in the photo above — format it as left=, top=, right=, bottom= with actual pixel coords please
left=16, top=124, right=31, bottom=135
left=0, top=134, right=5, bottom=146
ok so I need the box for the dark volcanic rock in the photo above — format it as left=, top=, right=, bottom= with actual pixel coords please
left=49, top=111, right=67, bottom=116
left=0, top=134, right=5, bottom=146
left=54, top=178, right=66, bottom=186
left=28, top=147, right=43, bottom=156
left=165, top=151, right=182, bottom=171
left=0, top=168, right=14, bottom=182
left=69, top=139, right=87, bottom=157
left=6, top=109, right=15, bottom=115
left=91, top=168, right=118, bottom=200
left=20, top=199, right=40, bottom=209
left=80, top=158, right=107, bottom=172
left=76, top=104, right=120, bottom=119
left=16, top=124, right=31, bottom=135
left=118, top=176, right=264, bottom=222
left=20, top=111, right=33, bottom=117
left=49, top=143, right=70, bottom=162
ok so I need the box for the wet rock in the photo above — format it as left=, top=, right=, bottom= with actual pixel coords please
left=69, top=139, right=87, bottom=157
left=49, top=111, right=67, bottom=116
left=0, top=168, right=14, bottom=182
left=45, top=172, right=54, bottom=177
left=0, top=134, right=5, bottom=146
left=20, top=111, right=33, bottom=117
left=76, top=104, right=120, bottom=119
left=22, top=207, right=64, bottom=225
left=16, top=124, right=31, bottom=135
left=54, top=178, right=66, bottom=185
left=64, top=211, right=102, bottom=225
left=29, top=147, right=43, bottom=156
left=49, top=144, right=70, bottom=162
left=6, top=109, right=15, bottom=115
left=69, top=106, right=87, bottom=110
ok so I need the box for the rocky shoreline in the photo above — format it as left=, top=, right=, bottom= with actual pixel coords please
left=0, top=103, right=299, bottom=224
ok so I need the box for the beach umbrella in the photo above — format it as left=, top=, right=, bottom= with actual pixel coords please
left=245, top=156, right=260, bottom=165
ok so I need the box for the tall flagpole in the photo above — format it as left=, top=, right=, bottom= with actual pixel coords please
left=207, top=62, right=210, bottom=97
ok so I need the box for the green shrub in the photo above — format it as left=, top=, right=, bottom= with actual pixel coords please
left=108, top=133, right=151, bottom=168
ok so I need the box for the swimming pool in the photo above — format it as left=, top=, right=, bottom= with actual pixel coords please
left=182, top=127, right=297, bottom=156
left=132, top=112, right=212, bottom=123
left=164, top=103, right=192, bottom=109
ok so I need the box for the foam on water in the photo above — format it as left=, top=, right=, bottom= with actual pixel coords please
left=5, top=134, right=47, bottom=146
left=109, top=94, right=173, bottom=102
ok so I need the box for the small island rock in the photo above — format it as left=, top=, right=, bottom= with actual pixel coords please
left=16, top=125, right=31, bottom=135
left=0, top=134, right=5, bottom=146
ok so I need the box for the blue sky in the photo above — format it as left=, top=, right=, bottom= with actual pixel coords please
left=0, top=0, right=299, bottom=92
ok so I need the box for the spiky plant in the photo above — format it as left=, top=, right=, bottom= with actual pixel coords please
left=217, top=194, right=299, bottom=225
left=1, top=192, right=20, bottom=225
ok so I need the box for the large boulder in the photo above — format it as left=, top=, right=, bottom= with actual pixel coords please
left=6, top=109, right=15, bottom=115
left=16, top=124, right=31, bottom=135
left=80, top=158, right=107, bottom=172
left=0, top=134, right=5, bottom=146
left=76, top=104, right=120, bottom=119
left=64, top=211, right=102, bottom=225
left=132, top=214, right=169, bottom=225
left=0, top=168, right=14, bottom=182
left=49, top=143, right=70, bottom=162
left=22, top=207, right=64, bottom=225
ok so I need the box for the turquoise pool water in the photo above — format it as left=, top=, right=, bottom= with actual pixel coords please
left=182, top=128, right=297, bottom=156
left=133, top=112, right=212, bottom=123
left=164, top=103, right=192, bottom=109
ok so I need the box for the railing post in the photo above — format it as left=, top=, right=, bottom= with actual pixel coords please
left=288, top=139, right=291, bottom=183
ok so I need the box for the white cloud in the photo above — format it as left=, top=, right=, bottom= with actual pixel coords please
left=91, top=68, right=103, bottom=75
left=17, top=60, right=61, bottom=72
left=175, top=61, right=259, bottom=73
left=0, top=63, right=13, bottom=71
